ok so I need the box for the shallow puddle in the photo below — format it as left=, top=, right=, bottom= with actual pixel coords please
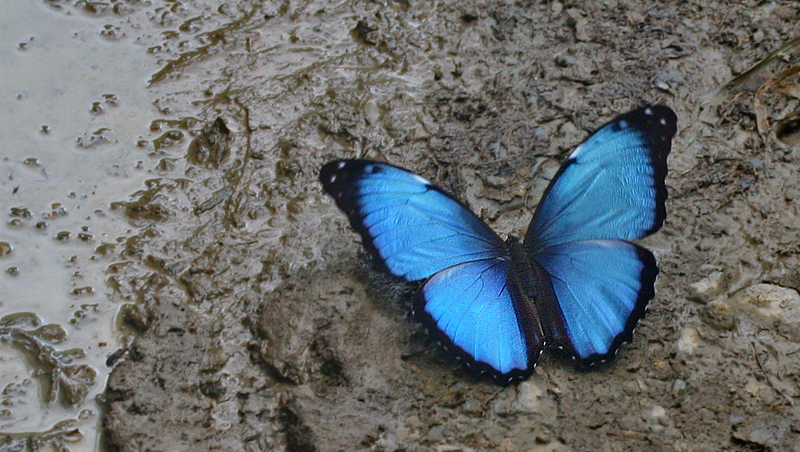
left=0, top=0, right=156, bottom=448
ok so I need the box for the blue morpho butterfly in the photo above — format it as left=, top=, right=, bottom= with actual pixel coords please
left=319, top=105, right=677, bottom=382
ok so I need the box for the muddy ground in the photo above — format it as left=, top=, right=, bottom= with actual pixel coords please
left=96, top=1, right=800, bottom=451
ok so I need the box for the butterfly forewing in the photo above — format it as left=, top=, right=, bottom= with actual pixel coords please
left=525, top=105, right=677, bottom=252
left=320, top=160, right=506, bottom=281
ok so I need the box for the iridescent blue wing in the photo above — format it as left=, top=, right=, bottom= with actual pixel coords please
left=524, top=105, right=676, bottom=365
left=524, top=105, right=677, bottom=251
left=319, top=160, right=543, bottom=378
left=319, top=160, right=505, bottom=281
left=530, top=240, right=656, bottom=364
left=415, top=260, right=544, bottom=381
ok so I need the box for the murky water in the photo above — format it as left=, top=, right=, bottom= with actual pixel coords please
left=0, top=1, right=155, bottom=449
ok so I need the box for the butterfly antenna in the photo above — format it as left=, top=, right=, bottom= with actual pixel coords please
left=510, top=207, right=523, bottom=236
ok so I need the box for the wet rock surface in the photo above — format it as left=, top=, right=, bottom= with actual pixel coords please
left=100, top=1, right=800, bottom=451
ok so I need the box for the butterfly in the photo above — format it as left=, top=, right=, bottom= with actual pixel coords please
left=319, top=105, right=677, bottom=382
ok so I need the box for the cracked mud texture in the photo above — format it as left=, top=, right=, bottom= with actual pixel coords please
left=102, top=1, right=800, bottom=451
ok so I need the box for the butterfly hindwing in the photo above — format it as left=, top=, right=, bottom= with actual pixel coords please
left=319, top=160, right=505, bottom=281
left=525, top=105, right=677, bottom=252
left=530, top=240, right=657, bottom=364
left=416, top=259, right=544, bottom=380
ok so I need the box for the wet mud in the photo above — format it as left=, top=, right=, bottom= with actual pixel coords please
left=73, top=0, right=800, bottom=451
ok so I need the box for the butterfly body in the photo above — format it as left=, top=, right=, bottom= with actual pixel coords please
left=319, top=105, right=677, bottom=382
left=505, top=237, right=567, bottom=351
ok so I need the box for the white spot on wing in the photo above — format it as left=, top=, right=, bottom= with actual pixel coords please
left=619, top=119, right=628, bottom=128
left=337, top=161, right=346, bottom=169
left=570, top=143, right=586, bottom=158
left=330, top=174, right=337, bottom=183
left=644, top=107, right=653, bottom=115
left=412, top=173, right=432, bottom=185
left=660, top=118, right=667, bottom=126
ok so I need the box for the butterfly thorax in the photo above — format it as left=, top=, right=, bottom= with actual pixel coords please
left=505, top=236, right=545, bottom=304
